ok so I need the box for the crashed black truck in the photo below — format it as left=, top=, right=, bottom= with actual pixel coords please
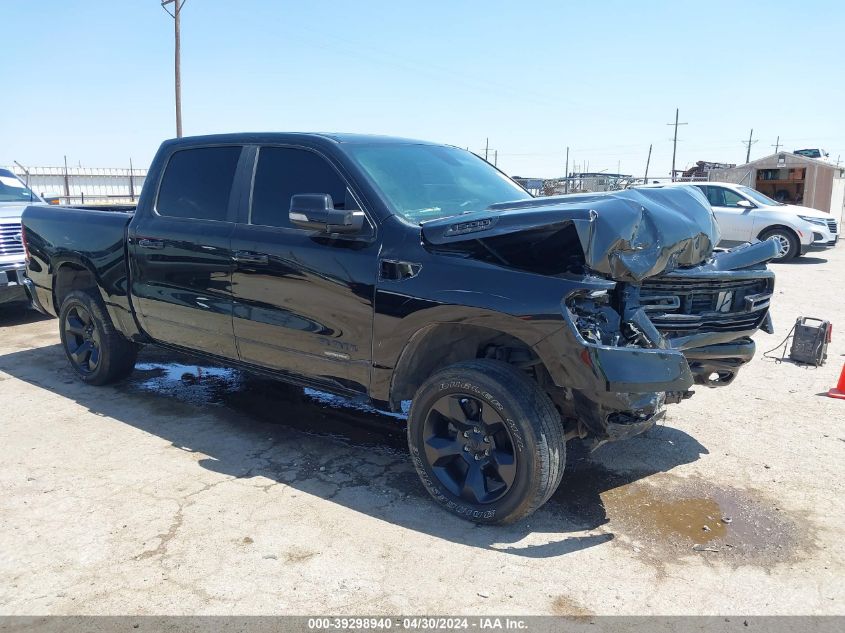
left=21, top=134, right=778, bottom=524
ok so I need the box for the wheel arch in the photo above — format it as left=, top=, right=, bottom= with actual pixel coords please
left=757, top=223, right=801, bottom=243
left=388, top=322, right=549, bottom=409
left=53, top=260, right=98, bottom=311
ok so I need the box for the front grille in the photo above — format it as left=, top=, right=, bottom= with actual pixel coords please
left=827, top=219, right=838, bottom=235
left=639, top=276, right=772, bottom=335
left=0, top=223, right=24, bottom=256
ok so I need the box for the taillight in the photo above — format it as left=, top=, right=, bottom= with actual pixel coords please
left=21, top=224, right=30, bottom=262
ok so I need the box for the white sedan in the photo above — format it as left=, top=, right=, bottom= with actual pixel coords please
left=654, top=181, right=838, bottom=261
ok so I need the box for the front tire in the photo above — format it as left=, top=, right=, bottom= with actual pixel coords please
left=59, top=290, right=138, bottom=385
left=407, top=359, right=565, bottom=524
left=760, top=228, right=799, bottom=261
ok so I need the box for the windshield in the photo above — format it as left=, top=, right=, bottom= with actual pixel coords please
left=347, top=144, right=531, bottom=223
left=0, top=169, right=38, bottom=203
left=737, top=185, right=782, bottom=207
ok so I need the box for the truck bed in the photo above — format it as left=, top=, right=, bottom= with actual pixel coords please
left=22, top=204, right=133, bottom=320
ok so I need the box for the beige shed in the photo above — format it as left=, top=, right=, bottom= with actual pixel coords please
left=707, top=153, right=845, bottom=220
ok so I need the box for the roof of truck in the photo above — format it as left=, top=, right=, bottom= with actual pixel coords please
left=162, top=132, right=441, bottom=147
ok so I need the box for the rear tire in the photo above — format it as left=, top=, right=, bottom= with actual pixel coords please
left=59, top=290, right=138, bottom=385
left=759, top=228, right=799, bottom=261
left=407, top=359, right=565, bottom=524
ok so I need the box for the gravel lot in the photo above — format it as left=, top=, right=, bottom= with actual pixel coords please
left=1, top=246, right=843, bottom=616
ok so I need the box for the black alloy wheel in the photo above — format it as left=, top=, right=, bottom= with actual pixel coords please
left=408, top=359, right=565, bottom=524
left=63, top=303, right=101, bottom=375
left=59, top=290, right=139, bottom=385
left=422, top=393, right=518, bottom=505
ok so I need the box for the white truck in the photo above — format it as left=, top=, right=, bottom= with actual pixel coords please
left=0, top=168, right=42, bottom=308
left=653, top=181, right=838, bottom=261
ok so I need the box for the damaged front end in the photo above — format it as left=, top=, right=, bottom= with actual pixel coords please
left=564, top=237, right=777, bottom=442
left=422, top=186, right=778, bottom=445
left=559, top=191, right=778, bottom=443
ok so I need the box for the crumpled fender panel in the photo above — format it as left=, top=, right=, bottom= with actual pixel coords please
left=421, top=187, right=720, bottom=283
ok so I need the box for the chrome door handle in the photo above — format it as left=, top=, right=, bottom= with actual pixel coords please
left=233, top=251, right=269, bottom=265
left=138, top=238, right=164, bottom=249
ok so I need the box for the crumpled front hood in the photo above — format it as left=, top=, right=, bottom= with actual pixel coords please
left=421, top=187, right=721, bottom=282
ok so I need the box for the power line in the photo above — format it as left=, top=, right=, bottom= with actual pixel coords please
left=666, top=108, right=688, bottom=181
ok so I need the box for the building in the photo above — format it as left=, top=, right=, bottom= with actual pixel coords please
left=707, top=152, right=845, bottom=216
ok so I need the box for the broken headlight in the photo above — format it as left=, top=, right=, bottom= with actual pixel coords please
left=565, top=289, right=623, bottom=346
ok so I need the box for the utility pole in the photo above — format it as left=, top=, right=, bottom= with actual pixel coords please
left=161, top=0, right=186, bottom=138
left=493, top=150, right=497, bottom=167
left=63, top=155, right=70, bottom=203
left=666, top=108, right=688, bottom=181
left=771, top=135, right=781, bottom=153
left=643, top=144, right=652, bottom=184
left=564, top=146, right=569, bottom=194
left=484, top=138, right=489, bottom=162
left=742, top=128, right=757, bottom=164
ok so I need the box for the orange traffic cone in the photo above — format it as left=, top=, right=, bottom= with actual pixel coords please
left=829, top=363, right=845, bottom=400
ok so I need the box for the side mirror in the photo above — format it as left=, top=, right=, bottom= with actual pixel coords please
left=736, top=199, right=755, bottom=209
left=289, top=193, right=364, bottom=234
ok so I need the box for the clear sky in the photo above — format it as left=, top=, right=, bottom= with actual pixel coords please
left=3, top=0, right=844, bottom=178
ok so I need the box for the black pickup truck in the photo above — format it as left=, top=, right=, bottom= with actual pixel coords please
left=22, top=133, right=778, bottom=524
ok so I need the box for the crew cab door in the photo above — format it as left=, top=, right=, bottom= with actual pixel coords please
left=230, top=145, right=377, bottom=394
left=698, top=185, right=755, bottom=244
left=128, top=145, right=245, bottom=358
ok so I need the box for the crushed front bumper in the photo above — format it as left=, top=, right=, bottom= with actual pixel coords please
left=544, top=239, right=778, bottom=442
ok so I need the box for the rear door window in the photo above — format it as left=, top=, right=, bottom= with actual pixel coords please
left=250, top=147, right=348, bottom=229
left=157, top=146, right=242, bottom=221
left=700, top=186, right=725, bottom=206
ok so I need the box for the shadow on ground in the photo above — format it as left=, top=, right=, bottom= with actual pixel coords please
left=776, top=256, right=828, bottom=265
left=0, top=306, right=51, bottom=328
left=0, top=342, right=708, bottom=559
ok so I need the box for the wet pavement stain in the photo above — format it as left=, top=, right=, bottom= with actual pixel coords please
left=603, top=488, right=729, bottom=545
left=125, top=349, right=813, bottom=566
left=129, top=351, right=409, bottom=452
left=551, top=450, right=810, bottom=566
left=551, top=595, right=594, bottom=617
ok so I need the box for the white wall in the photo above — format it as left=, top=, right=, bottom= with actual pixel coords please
left=831, top=177, right=845, bottom=225
left=8, top=165, right=147, bottom=203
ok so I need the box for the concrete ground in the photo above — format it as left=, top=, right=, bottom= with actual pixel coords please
left=0, top=246, right=843, bottom=616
